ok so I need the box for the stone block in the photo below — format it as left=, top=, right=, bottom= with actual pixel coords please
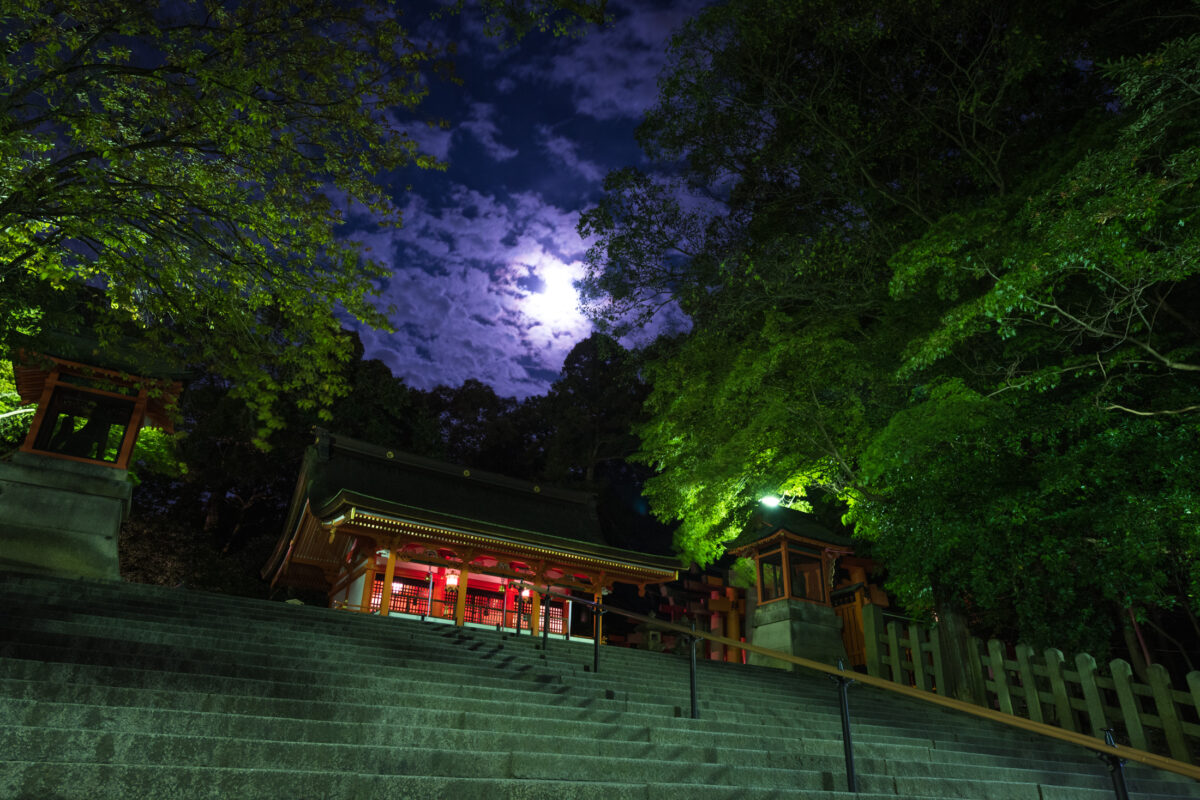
left=748, top=599, right=849, bottom=670
left=0, top=451, right=131, bottom=580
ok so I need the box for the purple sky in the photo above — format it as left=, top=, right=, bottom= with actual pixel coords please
left=348, top=0, right=701, bottom=398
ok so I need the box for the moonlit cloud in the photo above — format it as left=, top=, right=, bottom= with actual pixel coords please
left=403, top=120, right=454, bottom=162
left=345, top=0, right=705, bottom=400
left=355, top=186, right=593, bottom=398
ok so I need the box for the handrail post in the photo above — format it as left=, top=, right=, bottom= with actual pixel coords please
left=831, top=658, right=858, bottom=793
left=689, top=621, right=700, bottom=719
left=1101, top=729, right=1131, bottom=800
left=423, top=573, right=433, bottom=620
left=541, top=590, right=551, bottom=649
left=592, top=607, right=605, bottom=673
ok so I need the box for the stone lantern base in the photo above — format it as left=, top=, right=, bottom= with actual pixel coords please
left=748, top=598, right=849, bottom=670
left=0, top=452, right=130, bottom=581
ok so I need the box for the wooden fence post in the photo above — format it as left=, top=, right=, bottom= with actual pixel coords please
left=1074, top=652, right=1108, bottom=739
left=987, top=639, right=1015, bottom=715
left=1147, top=662, right=1191, bottom=762
left=1110, top=658, right=1148, bottom=751
left=1044, top=648, right=1077, bottom=732
left=1188, top=672, right=1200, bottom=731
left=862, top=603, right=885, bottom=679
left=886, top=620, right=905, bottom=685
left=964, top=636, right=988, bottom=706
left=910, top=622, right=929, bottom=691
left=1014, top=644, right=1043, bottom=723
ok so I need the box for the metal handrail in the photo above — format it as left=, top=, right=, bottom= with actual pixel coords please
left=550, top=591, right=1200, bottom=785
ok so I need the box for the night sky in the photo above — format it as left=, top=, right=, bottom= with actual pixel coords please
left=347, top=0, right=701, bottom=399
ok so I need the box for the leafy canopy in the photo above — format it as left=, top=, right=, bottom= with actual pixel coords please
left=583, top=0, right=1200, bottom=656
left=0, top=0, right=591, bottom=445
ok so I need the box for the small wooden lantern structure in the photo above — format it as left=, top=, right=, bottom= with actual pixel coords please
left=729, top=503, right=856, bottom=607
left=728, top=502, right=887, bottom=668
left=14, top=351, right=180, bottom=470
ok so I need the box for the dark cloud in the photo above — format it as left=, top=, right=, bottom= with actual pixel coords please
left=535, top=125, right=605, bottom=183
left=532, top=0, right=708, bottom=120
left=458, top=102, right=519, bottom=161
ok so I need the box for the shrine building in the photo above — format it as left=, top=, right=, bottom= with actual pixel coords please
left=263, top=430, right=679, bottom=639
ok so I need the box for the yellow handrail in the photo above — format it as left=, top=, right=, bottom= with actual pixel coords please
left=560, top=595, right=1200, bottom=783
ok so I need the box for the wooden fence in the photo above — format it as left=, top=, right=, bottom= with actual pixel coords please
left=862, top=604, right=1200, bottom=762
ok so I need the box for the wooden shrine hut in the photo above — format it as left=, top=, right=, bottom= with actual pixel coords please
left=727, top=502, right=888, bottom=668
left=263, top=430, right=679, bottom=639
left=12, top=349, right=180, bottom=471
left=1, top=346, right=181, bottom=580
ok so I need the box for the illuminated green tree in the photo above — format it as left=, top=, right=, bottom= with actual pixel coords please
left=584, top=0, right=1200, bottom=657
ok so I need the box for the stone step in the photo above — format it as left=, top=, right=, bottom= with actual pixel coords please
left=0, top=662, right=1031, bottom=757
left=2, top=572, right=1196, bottom=800
left=0, top=626, right=1022, bottom=745
left=0, top=762, right=939, bottom=800
left=0, top=610, right=1044, bottom=736
left=0, top=695, right=1095, bottom=773
left=6, top=722, right=1177, bottom=796
left=0, top=604, right=1161, bottom=767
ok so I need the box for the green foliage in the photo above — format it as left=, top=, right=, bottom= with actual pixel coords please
left=0, top=0, right=452, bottom=440
left=583, top=0, right=1200, bottom=657
left=634, top=311, right=907, bottom=566
left=126, top=427, right=187, bottom=485
left=729, top=556, right=757, bottom=589
left=442, top=0, right=611, bottom=43
left=0, top=358, right=34, bottom=454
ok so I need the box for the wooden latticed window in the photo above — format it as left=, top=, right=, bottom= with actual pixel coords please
left=515, top=595, right=566, bottom=634
left=464, top=587, right=505, bottom=625
left=788, top=544, right=826, bottom=603
left=15, top=352, right=180, bottom=470
left=370, top=576, right=431, bottom=615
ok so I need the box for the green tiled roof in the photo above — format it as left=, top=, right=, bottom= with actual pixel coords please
left=295, top=430, right=677, bottom=573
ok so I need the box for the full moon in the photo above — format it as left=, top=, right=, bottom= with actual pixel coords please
left=520, top=258, right=590, bottom=336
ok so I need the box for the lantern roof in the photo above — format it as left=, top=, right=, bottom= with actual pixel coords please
left=7, top=331, right=191, bottom=382
left=727, top=503, right=854, bottom=554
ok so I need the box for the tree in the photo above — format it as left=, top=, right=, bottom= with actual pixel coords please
left=0, top=357, right=34, bottom=453
left=582, top=0, right=1200, bottom=659
left=853, top=31, right=1200, bottom=659
left=1, top=0, right=607, bottom=445
left=1, top=0, right=446, bottom=441
left=541, top=334, right=645, bottom=485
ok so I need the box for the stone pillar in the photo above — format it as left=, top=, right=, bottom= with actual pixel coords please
left=747, top=599, right=848, bottom=671
left=0, top=452, right=131, bottom=580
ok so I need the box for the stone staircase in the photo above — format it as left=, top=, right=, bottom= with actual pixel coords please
left=1, top=571, right=1196, bottom=800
